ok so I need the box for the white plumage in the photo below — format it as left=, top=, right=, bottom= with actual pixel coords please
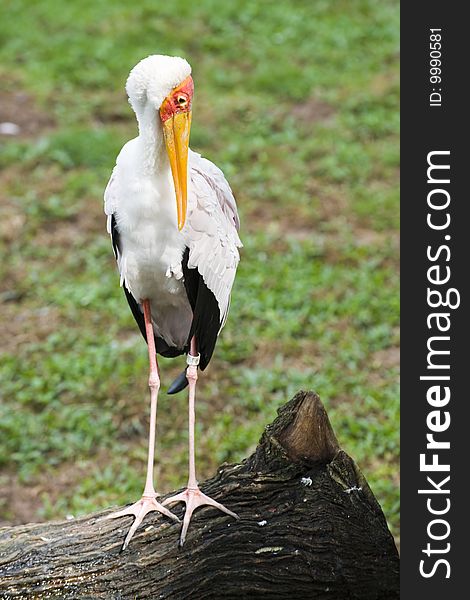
left=104, top=55, right=242, bottom=351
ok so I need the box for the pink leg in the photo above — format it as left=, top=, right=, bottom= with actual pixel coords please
left=163, top=337, right=238, bottom=546
left=104, top=299, right=179, bottom=550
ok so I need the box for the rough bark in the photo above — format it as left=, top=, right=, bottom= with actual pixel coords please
left=0, top=391, right=399, bottom=599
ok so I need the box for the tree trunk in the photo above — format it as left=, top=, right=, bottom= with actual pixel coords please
left=0, top=391, right=399, bottom=599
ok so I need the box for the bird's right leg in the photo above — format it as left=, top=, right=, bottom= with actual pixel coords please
left=163, top=337, right=238, bottom=546
left=104, top=298, right=179, bottom=550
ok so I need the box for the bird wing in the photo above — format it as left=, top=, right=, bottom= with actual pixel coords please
left=104, top=166, right=120, bottom=260
left=184, top=150, right=242, bottom=324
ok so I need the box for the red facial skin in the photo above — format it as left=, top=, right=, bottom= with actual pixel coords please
left=159, top=75, right=194, bottom=123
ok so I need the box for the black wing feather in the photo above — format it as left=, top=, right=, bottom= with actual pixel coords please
left=182, top=248, right=220, bottom=371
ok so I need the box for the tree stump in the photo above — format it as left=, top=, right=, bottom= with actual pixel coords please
left=0, top=391, right=399, bottom=599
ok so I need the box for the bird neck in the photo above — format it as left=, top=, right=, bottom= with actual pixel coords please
left=136, top=103, right=169, bottom=174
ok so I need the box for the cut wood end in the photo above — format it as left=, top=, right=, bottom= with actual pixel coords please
left=275, top=390, right=341, bottom=463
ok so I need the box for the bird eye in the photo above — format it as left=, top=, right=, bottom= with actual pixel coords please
left=177, top=95, right=188, bottom=106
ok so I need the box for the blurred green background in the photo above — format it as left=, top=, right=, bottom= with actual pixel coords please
left=0, top=1, right=399, bottom=545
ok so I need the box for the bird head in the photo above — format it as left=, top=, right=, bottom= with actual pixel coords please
left=126, top=55, right=194, bottom=230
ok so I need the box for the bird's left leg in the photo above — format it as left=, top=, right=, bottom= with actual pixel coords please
left=103, top=298, right=179, bottom=550
left=163, top=336, right=238, bottom=546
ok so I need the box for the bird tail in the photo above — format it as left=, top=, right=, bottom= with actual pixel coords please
left=167, top=368, right=189, bottom=395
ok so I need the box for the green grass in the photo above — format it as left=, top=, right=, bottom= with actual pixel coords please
left=0, top=0, right=399, bottom=543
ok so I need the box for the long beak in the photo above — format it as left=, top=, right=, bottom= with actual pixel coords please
left=162, top=111, right=192, bottom=230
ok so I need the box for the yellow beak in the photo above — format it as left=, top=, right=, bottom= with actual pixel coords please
left=162, top=111, right=192, bottom=230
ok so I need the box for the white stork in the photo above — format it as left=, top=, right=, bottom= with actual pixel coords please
left=103, top=55, right=242, bottom=548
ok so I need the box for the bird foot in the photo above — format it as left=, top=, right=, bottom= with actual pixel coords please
left=163, top=486, right=238, bottom=546
left=103, top=493, right=180, bottom=550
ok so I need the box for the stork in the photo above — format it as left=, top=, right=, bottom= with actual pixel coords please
left=103, top=55, right=242, bottom=548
